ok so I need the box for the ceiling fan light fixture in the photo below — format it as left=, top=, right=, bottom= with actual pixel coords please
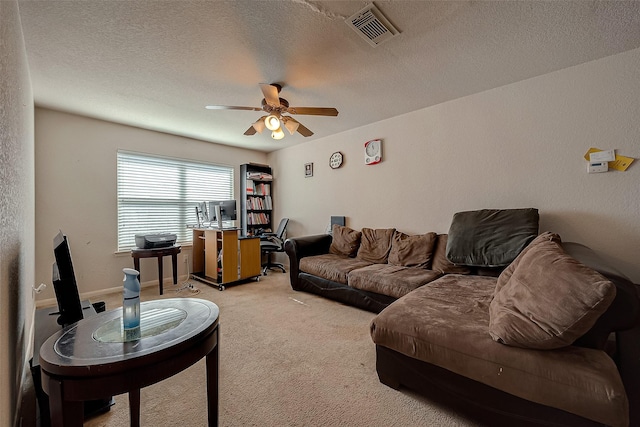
left=205, top=83, right=338, bottom=139
left=265, top=114, right=281, bottom=131
left=271, top=128, right=285, bottom=140
left=283, top=118, right=300, bottom=135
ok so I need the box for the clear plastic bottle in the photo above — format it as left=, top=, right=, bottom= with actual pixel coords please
left=122, top=268, right=141, bottom=341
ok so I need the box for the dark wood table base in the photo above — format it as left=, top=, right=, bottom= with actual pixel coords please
left=131, top=246, right=181, bottom=294
left=40, top=299, right=219, bottom=427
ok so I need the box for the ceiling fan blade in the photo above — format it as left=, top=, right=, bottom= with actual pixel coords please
left=286, top=107, right=339, bottom=116
left=205, top=105, right=263, bottom=111
left=295, top=121, right=314, bottom=137
left=259, top=84, right=281, bottom=107
left=244, top=126, right=257, bottom=136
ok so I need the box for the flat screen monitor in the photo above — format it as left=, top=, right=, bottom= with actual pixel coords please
left=208, top=200, right=237, bottom=222
left=52, top=231, right=84, bottom=326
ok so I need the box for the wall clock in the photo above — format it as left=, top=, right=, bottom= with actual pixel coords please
left=330, top=151, right=343, bottom=169
left=364, top=139, right=382, bottom=165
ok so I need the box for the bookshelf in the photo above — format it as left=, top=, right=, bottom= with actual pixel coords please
left=240, top=163, right=273, bottom=236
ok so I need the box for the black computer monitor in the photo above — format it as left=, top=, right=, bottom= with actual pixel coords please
left=52, top=231, right=84, bottom=326
left=208, top=200, right=237, bottom=222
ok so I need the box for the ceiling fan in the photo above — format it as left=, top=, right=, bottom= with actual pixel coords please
left=205, top=83, right=339, bottom=140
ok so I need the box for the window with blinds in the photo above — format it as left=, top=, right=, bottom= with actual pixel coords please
left=117, top=151, right=234, bottom=251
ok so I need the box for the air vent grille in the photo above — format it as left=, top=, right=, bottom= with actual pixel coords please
left=346, top=4, right=399, bottom=47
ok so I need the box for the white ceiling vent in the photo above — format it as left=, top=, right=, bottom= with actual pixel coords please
left=346, top=3, right=399, bottom=47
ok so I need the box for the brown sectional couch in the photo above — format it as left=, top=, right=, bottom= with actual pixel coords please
left=284, top=230, right=476, bottom=313
left=284, top=217, right=640, bottom=426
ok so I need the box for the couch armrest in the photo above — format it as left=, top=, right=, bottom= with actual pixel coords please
left=284, top=234, right=332, bottom=290
left=616, top=315, right=640, bottom=426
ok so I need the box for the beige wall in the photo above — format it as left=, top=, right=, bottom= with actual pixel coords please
left=34, top=109, right=267, bottom=301
left=268, top=47, right=640, bottom=283
left=1, top=1, right=36, bottom=425
left=34, top=46, right=640, bottom=304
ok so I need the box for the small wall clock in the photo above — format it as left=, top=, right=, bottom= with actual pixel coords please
left=330, top=151, right=344, bottom=169
left=364, top=139, right=382, bottom=165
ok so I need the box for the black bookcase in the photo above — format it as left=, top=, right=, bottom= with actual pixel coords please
left=240, top=163, right=273, bottom=236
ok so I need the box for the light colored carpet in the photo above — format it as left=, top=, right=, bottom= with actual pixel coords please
left=84, top=272, right=482, bottom=427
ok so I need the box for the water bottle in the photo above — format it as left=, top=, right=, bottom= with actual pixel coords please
left=122, top=268, right=141, bottom=341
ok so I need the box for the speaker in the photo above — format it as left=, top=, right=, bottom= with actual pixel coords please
left=327, top=216, right=346, bottom=234
left=331, top=216, right=346, bottom=227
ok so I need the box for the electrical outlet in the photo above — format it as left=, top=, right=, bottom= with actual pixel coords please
left=184, top=255, right=189, bottom=265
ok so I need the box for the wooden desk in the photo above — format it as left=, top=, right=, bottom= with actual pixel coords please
left=191, top=228, right=260, bottom=290
left=39, top=298, right=219, bottom=427
left=131, top=246, right=181, bottom=294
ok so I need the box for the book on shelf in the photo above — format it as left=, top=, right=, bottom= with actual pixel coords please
left=254, top=183, right=270, bottom=196
left=246, top=171, right=273, bottom=181
left=246, top=180, right=255, bottom=195
left=247, top=212, right=270, bottom=225
left=246, top=195, right=273, bottom=211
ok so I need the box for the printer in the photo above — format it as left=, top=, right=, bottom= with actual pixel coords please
left=135, top=233, right=177, bottom=249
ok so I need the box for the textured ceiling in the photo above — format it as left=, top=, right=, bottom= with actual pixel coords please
left=18, top=1, right=640, bottom=152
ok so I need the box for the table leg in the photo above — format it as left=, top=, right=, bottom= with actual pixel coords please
left=133, top=257, right=141, bottom=283
left=157, top=255, right=164, bottom=295
left=48, top=377, right=83, bottom=427
left=206, top=335, right=219, bottom=427
left=129, top=388, right=141, bottom=427
left=172, top=253, right=178, bottom=284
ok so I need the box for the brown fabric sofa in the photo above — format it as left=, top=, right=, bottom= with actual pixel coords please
left=284, top=229, right=480, bottom=313
left=285, top=223, right=640, bottom=426
left=371, top=238, right=640, bottom=426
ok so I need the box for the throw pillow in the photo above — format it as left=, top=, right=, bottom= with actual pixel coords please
left=329, top=225, right=362, bottom=257
left=356, top=228, right=396, bottom=264
left=493, top=231, right=561, bottom=296
left=388, top=231, right=437, bottom=268
left=489, top=236, right=616, bottom=350
left=446, top=208, right=539, bottom=267
left=431, top=234, right=472, bottom=275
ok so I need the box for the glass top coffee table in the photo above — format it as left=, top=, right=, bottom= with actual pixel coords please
left=39, top=298, right=219, bottom=427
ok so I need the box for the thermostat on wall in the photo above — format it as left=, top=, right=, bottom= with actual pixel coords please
left=588, top=162, right=608, bottom=173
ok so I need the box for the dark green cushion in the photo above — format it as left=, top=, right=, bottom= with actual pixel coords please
left=446, top=208, right=539, bottom=267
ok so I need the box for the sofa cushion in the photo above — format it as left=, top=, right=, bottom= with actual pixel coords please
left=388, top=231, right=437, bottom=268
left=446, top=208, right=539, bottom=267
left=371, top=275, right=628, bottom=427
left=431, top=234, right=471, bottom=275
left=299, top=254, right=372, bottom=285
left=329, top=225, right=361, bottom=257
left=489, top=235, right=617, bottom=350
left=493, top=231, right=560, bottom=297
left=348, top=264, right=442, bottom=299
left=356, top=228, right=396, bottom=264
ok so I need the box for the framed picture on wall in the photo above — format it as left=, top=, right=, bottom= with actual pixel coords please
left=305, top=162, right=313, bottom=178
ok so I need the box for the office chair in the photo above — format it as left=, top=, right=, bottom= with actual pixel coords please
left=260, top=218, right=289, bottom=275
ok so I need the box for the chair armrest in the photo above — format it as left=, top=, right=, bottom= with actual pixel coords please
left=261, top=236, right=283, bottom=245
left=260, top=237, right=284, bottom=252
left=284, top=234, right=332, bottom=290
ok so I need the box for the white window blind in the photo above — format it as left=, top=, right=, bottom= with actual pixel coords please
left=117, top=151, right=233, bottom=251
